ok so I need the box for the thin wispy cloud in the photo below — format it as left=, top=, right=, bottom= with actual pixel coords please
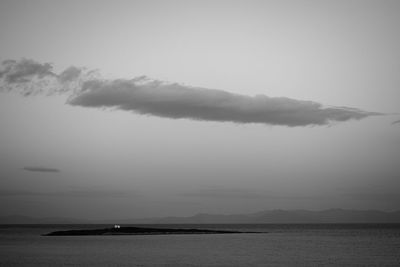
left=0, top=59, right=54, bottom=83
left=180, top=187, right=327, bottom=200
left=392, top=119, right=400, bottom=125
left=0, top=189, right=135, bottom=198
left=0, top=58, right=381, bottom=127
left=341, top=192, right=400, bottom=202
left=23, top=166, right=60, bottom=173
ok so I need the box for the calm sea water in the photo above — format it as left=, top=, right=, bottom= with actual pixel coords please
left=1, top=224, right=400, bottom=266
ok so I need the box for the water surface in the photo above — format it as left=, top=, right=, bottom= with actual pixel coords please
left=1, top=224, right=399, bottom=266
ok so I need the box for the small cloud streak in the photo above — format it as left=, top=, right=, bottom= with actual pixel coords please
left=23, top=166, right=60, bottom=173
left=1, top=58, right=382, bottom=127
left=392, top=119, right=400, bottom=125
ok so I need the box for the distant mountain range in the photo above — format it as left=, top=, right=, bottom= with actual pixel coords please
left=121, top=209, right=400, bottom=224
left=2, top=209, right=400, bottom=224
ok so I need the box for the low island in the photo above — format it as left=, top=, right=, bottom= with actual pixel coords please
left=44, top=225, right=260, bottom=236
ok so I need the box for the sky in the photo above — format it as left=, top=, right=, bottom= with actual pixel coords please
left=0, top=0, right=399, bottom=220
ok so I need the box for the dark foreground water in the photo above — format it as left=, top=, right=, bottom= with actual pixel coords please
left=1, top=224, right=400, bottom=266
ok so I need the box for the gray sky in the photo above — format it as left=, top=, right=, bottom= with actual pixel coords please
left=0, top=0, right=399, bottom=219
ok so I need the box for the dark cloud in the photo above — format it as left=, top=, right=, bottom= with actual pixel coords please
left=23, top=166, right=60, bottom=173
left=1, top=58, right=381, bottom=127
left=67, top=78, right=380, bottom=127
left=392, top=119, right=400, bottom=125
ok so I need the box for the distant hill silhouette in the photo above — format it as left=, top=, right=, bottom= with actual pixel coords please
left=123, top=209, right=400, bottom=224
left=2, top=209, right=400, bottom=224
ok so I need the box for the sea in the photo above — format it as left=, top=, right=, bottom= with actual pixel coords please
left=1, top=224, right=400, bottom=266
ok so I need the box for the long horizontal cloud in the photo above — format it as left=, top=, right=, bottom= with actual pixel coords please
left=69, top=78, right=378, bottom=126
left=23, top=166, right=60, bottom=173
left=1, top=58, right=381, bottom=127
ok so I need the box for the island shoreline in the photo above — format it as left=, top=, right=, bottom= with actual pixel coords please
left=43, top=226, right=264, bottom=236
